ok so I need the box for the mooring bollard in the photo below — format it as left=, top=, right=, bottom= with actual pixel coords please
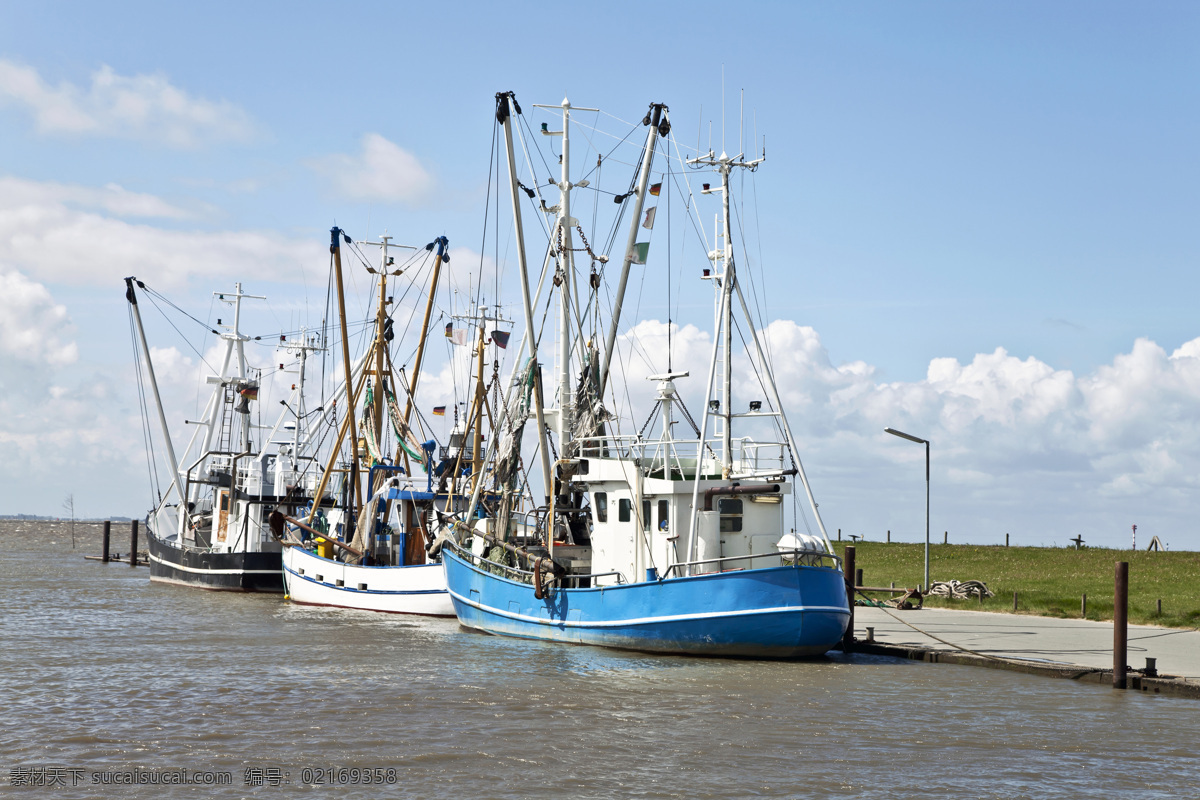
left=1114, top=561, right=1129, bottom=690
left=130, top=520, right=139, bottom=567
left=1144, top=657, right=1157, bottom=678
left=102, top=520, right=111, bottom=563
left=865, top=627, right=875, bottom=643
left=843, top=546, right=856, bottom=654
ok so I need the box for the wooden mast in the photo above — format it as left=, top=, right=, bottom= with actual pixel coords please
left=331, top=227, right=362, bottom=514
left=400, top=236, right=448, bottom=473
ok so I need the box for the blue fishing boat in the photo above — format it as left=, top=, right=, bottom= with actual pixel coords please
left=439, top=92, right=849, bottom=657
left=443, top=546, right=849, bottom=657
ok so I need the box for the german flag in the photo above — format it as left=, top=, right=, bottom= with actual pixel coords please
left=649, top=182, right=661, bottom=196
left=433, top=406, right=446, bottom=416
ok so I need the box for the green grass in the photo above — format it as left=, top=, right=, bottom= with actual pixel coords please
left=833, top=541, right=1200, bottom=629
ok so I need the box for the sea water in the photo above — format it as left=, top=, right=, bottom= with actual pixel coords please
left=3, top=521, right=1197, bottom=799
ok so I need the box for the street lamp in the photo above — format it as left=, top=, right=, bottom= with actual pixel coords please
left=885, top=427, right=930, bottom=592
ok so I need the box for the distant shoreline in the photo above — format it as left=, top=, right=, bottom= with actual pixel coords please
left=0, top=515, right=134, bottom=522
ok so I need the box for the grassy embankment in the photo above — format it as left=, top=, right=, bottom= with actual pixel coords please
left=832, top=541, right=1200, bottom=629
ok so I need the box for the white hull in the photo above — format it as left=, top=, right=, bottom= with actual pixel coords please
left=282, top=545, right=453, bottom=617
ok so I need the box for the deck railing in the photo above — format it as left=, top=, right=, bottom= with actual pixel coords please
left=572, top=434, right=787, bottom=479
left=448, top=542, right=626, bottom=588
left=659, top=549, right=842, bottom=578
left=448, top=542, right=841, bottom=588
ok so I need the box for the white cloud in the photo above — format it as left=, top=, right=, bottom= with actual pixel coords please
left=0, top=176, right=194, bottom=219
left=0, top=59, right=259, bottom=147
left=0, top=267, right=78, bottom=372
left=0, top=176, right=318, bottom=288
left=601, top=318, right=1200, bottom=545
left=309, top=133, right=434, bottom=205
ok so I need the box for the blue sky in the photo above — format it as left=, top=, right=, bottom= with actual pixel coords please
left=2, top=2, right=1198, bottom=550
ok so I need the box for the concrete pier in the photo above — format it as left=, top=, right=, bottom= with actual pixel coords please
left=845, top=606, right=1200, bottom=697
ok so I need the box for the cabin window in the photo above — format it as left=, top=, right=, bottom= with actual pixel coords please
left=657, top=499, right=670, bottom=531
left=719, top=497, right=743, bottom=532
left=618, top=498, right=632, bottom=522
left=594, top=492, right=608, bottom=523
left=642, top=500, right=651, bottom=532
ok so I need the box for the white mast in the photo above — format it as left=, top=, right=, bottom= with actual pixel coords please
left=196, top=283, right=265, bottom=475
left=687, top=150, right=762, bottom=477
left=599, top=103, right=668, bottom=398
left=497, top=92, right=553, bottom=503
left=534, top=97, right=598, bottom=450
left=125, top=278, right=182, bottom=505
left=684, top=147, right=765, bottom=569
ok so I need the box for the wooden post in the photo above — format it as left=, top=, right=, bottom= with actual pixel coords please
left=943, top=530, right=948, bottom=545
left=1157, top=598, right=1162, bottom=616
left=130, top=520, right=139, bottom=567
left=837, top=528, right=841, bottom=542
left=842, top=545, right=856, bottom=654
left=855, top=568, right=863, bottom=589
left=1005, top=533, right=1009, bottom=547
left=1012, top=591, right=1018, bottom=611
left=1114, top=561, right=1129, bottom=689
left=1081, top=593, right=1087, bottom=618
left=102, top=520, right=111, bottom=563
left=886, top=529, right=890, bottom=543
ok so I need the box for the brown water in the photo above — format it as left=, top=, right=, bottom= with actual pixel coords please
left=3, top=521, right=1198, bottom=799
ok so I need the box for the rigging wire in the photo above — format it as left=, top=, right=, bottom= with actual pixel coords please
left=128, top=303, right=162, bottom=510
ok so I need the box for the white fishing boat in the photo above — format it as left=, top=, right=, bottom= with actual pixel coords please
left=279, top=229, right=490, bottom=617
left=126, top=278, right=325, bottom=591
left=439, top=92, right=851, bottom=656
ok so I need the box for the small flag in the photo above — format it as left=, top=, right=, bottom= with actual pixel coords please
left=631, top=242, right=650, bottom=265
left=433, top=406, right=446, bottom=416
left=444, top=322, right=453, bottom=338
left=492, top=330, right=510, bottom=349
left=649, top=182, right=661, bottom=196
left=239, top=385, right=259, bottom=400
left=451, top=328, right=469, bottom=346
left=642, top=207, right=656, bottom=229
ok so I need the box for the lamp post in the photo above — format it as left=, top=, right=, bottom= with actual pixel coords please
left=885, top=427, right=930, bottom=592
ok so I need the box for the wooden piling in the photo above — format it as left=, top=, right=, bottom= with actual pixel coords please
left=855, top=568, right=863, bottom=590
left=102, top=520, right=111, bottom=563
left=842, top=545, right=856, bottom=654
left=1114, top=561, right=1128, bottom=690
left=130, top=520, right=139, bottom=567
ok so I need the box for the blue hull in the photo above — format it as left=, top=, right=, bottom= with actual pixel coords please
left=443, top=548, right=850, bottom=658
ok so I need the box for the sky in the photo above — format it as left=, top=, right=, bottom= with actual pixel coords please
left=1, top=1, right=1198, bottom=551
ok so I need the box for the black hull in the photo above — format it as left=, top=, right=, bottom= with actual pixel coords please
left=146, top=527, right=283, bottom=592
